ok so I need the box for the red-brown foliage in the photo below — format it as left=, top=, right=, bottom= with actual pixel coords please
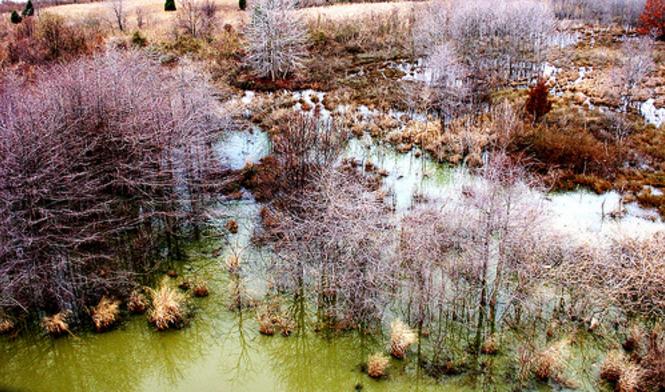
left=525, top=79, right=552, bottom=122
left=638, top=0, right=665, bottom=39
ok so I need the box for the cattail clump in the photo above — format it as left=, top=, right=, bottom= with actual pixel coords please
left=127, top=291, right=149, bottom=314
left=91, top=296, right=121, bottom=332
left=226, top=255, right=241, bottom=274
left=41, top=311, right=70, bottom=337
left=193, top=281, right=210, bottom=297
left=147, top=284, right=187, bottom=331
left=390, top=320, right=418, bottom=359
left=367, top=353, right=390, bottom=378
left=258, top=313, right=275, bottom=336
left=601, top=351, right=626, bottom=383
left=0, top=318, right=15, bottom=334
left=226, top=219, right=239, bottom=234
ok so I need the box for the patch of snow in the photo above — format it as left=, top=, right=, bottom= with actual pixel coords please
left=241, top=90, right=255, bottom=105
left=547, top=190, right=663, bottom=242
left=640, top=99, right=665, bottom=128
left=574, top=66, right=591, bottom=84
left=541, top=63, right=559, bottom=84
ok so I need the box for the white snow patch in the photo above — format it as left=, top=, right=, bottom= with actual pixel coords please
left=641, top=99, right=665, bottom=127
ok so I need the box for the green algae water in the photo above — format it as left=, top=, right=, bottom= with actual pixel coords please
left=0, top=250, right=476, bottom=392
left=0, top=126, right=657, bottom=392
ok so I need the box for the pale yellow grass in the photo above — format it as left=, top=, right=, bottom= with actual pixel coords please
left=300, top=1, right=418, bottom=21
left=42, top=0, right=419, bottom=37
left=43, top=0, right=246, bottom=37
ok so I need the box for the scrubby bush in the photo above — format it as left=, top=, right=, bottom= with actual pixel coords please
left=148, top=284, right=187, bottom=330
left=91, top=297, right=121, bottom=332
left=552, top=0, right=646, bottom=26
left=0, top=51, right=225, bottom=318
left=525, top=79, right=552, bottom=122
left=245, top=0, right=308, bottom=80
left=174, top=0, right=218, bottom=38
left=390, top=320, right=418, bottom=359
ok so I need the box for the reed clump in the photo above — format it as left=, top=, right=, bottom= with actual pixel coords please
left=390, top=320, right=417, bottom=359
left=127, top=290, right=149, bottom=314
left=367, top=353, right=390, bottom=378
left=193, top=280, right=210, bottom=298
left=147, top=284, right=187, bottom=331
left=0, top=317, right=15, bottom=334
left=91, top=296, right=121, bottom=332
left=41, top=311, right=70, bottom=337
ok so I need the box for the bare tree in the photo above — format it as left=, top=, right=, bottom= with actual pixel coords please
left=614, top=37, right=654, bottom=110
left=245, top=0, right=308, bottom=81
left=0, top=50, right=228, bottom=317
left=270, top=168, right=399, bottom=328
left=175, top=0, right=218, bottom=38
left=425, top=42, right=470, bottom=127
left=110, top=0, right=126, bottom=32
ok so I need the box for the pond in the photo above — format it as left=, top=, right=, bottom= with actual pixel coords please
left=1, top=96, right=663, bottom=392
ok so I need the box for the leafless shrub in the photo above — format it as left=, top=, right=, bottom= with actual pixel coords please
left=449, top=0, right=555, bottom=84
left=0, top=50, right=226, bottom=317
left=175, top=0, right=218, bottom=38
left=613, top=37, right=654, bottom=109
left=245, top=0, right=308, bottom=80
left=109, top=0, right=126, bottom=31
left=551, top=0, right=646, bottom=27
left=269, top=168, right=399, bottom=328
left=425, top=42, right=470, bottom=125
left=367, top=353, right=390, bottom=378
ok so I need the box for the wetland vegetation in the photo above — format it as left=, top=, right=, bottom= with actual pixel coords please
left=0, top=0, right=664, bottom=391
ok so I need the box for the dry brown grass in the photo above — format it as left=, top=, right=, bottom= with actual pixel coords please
left=147, top=283, right=187, bottom=331
left=41, top=311, right=70, bottom=337
left=390, top=319, right=417, bottom=359
left=91, top=296, right=121, bottom=332
left=533, top=340, right=570, bottom=384
left=367, top=353, right=390, bottom=378
left=600, top=350, right=627, bottom=384
left=0, top=318, right=15, bottom=334
left=127, top=290, right=149, bottom=314
left=192, top=280, right=210, bottom=297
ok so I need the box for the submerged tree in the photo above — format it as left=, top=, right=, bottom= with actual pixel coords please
left=425, top=42, right=470, bottom=127
left=245, top=0, right=308, bottom=81
left=0, top=51, right=228, bottom=317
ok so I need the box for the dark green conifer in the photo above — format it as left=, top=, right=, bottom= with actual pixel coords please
left=164, top=0, right=176, bottom=12
left=10, top=10, right=22, bottom=24
left=22, top=0, right=34, bottom=17
left=239, top=0, right=246, bottom=11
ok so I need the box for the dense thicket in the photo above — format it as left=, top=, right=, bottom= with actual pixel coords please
left=0, top=51, right=225, bottom=317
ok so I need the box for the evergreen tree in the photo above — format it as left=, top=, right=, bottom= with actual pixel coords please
left=10, top=10, right=22, bottom=24
left=239, top=0, right=246, bottom=10
left=164, top=0, right=176, bottom=12
left=638, top=0, right=665, bottom=39
left=22, top=0, right=34, bottom=17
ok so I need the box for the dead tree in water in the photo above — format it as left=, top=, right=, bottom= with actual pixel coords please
left=0, top=51, right=227, bottom=316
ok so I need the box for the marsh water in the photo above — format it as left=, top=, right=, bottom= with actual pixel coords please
left=1, top=92, right=663, bottom=392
